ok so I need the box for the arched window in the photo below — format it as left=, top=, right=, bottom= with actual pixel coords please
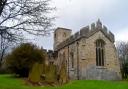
left=70, top=52, right=74, bottom=68
left=96, top=39, right=105, bottom=66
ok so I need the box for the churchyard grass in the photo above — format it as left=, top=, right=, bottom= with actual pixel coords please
left=0, top=74, right=128, bottom=89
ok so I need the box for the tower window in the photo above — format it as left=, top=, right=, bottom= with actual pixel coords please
left=63, top=32, right=66, bottom=37
left=54, top=33, right=56, bottom=38
left=96, top=39, right=105, bottom=66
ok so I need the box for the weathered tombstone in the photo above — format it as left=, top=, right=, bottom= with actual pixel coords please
left=28, top=62, right=42, bottom=83
left=58, top=61, right=68, bottom=85
left=45, top=64, right=56, bottom=83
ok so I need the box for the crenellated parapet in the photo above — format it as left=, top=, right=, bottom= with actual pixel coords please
left=55, top=20, right=115, bottom=51
left=80, top=26, right=89, bottom=36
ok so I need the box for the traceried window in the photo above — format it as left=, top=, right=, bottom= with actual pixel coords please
left=96, top=39, right=105, bottom=66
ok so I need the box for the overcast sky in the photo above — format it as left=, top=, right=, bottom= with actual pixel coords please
left=30, top=0, right=128, bottom=50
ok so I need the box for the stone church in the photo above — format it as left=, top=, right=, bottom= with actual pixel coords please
left=52, top=20, right=121, bottom=80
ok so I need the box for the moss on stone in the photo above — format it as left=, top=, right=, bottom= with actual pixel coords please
left=28, top=62, right=42, bottom=83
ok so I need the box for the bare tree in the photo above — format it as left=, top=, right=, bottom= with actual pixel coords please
left=0, top=29, right=23, bottom=66
left=116, top=41, right=128, bottom=78
left=0, top=0, right=55, bottom=66
left=0, top=0, right=7, bottom=16
left=0, top=33, right=18, bottom=63
left=116, top=41, right=128, bottom=63
left=0, top=0, right=55, bottom=36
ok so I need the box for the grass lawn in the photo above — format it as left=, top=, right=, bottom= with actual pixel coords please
left=0, top=74, right=128, bottom=89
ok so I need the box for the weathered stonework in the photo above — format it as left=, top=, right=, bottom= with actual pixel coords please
left=53, top=20, right=122, bottom=80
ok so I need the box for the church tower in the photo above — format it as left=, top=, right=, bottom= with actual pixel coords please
left=54, top=27, right=72, bottom=50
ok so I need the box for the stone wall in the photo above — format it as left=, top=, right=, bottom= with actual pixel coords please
left=54, top=20, right=121, bottom=80
left=44, top=50, right=57, bottom=65
left=78, top=31, right=121, bottom=80
left=56, top=31, right=121, bottom=80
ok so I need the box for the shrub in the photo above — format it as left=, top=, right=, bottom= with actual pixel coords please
left=5, top=43, right=45, bottom=77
